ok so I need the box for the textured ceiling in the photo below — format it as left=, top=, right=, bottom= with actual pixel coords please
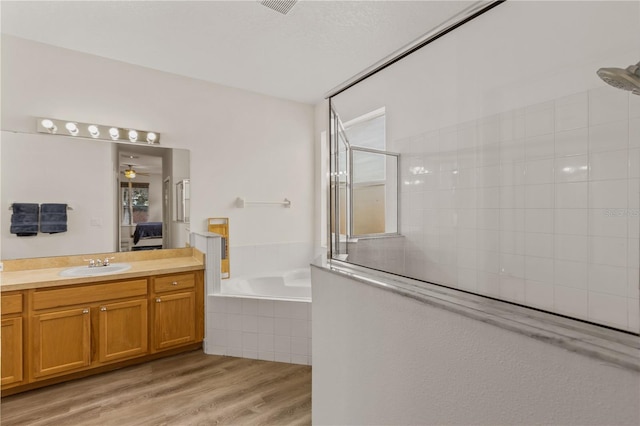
left=0, top=0, right=475, bottom=104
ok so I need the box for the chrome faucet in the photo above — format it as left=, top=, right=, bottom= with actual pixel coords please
left=84, top=257, right=114, bottom=267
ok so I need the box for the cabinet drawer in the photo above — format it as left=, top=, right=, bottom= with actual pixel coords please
left=1, top=293, right=23, bottom=315
left=153, top=273, right=195, bottom=293
left=33, top=279, right=148, bottom=311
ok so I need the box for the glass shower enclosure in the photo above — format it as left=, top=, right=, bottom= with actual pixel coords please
left=330, top=103, right=400, bottom=267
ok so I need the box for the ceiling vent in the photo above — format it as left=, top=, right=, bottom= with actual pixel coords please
left=260, top=0, right=298, bottom=15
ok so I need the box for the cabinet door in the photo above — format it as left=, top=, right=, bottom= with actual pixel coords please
left=1, top=317, right=23, bottom=386
left=98, top=299, right=148, bottom=363
left=32, top=308, right=91, bottom=378
left=154, top=291, right=196, bottom=351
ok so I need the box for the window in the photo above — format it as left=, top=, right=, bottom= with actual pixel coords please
left=121, top=182, right=149, bottom=225
left=344, top=109, right=386, bottom=151
left=331, top=106, right=398, bottom=243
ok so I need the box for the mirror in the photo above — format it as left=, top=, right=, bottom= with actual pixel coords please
left=0, top=130, right=190, bottom=260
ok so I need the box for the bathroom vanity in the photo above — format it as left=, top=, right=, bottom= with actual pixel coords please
left=0, top=247, right=204, bottom=396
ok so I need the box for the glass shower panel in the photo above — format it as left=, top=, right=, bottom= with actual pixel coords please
left=328, top=1, right=640, bottom=333
left=330, top=105, right=351, bottom=259
left=330, top=103, right=400, bottom=264
left=351, top=148, right=398, bottom=236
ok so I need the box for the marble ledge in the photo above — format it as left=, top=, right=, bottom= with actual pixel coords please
left=311, top=260, right=640, bottom=372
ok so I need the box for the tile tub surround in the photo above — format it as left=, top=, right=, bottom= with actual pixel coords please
left=193, top=238, right=316, bottom=365
left=382, top=87, right=640, bottom=333
left=206, top=296, right=312, bottom=365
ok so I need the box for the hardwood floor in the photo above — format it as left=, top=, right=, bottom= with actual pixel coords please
left=0, top=350, right=312, bottom=426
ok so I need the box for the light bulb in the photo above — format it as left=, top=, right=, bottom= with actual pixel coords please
left=128, top=130, right=138, bottom=142
left=65, top=122, right=79, bottom=135
left=41, top=119, right=57, bottom=133
left=146, top=132, right=157, bottom=144
left=88, top=125, right=100, bottom=138
left=109, top=127, right=120, bottom=140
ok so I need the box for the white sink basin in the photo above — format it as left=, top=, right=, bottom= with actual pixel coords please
left=59, top=263, right=131, bottom=277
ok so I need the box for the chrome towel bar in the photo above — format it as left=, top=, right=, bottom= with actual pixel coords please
left=236, top=197, right=291, bottom=208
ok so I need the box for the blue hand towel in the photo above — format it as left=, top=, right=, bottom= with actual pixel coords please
left=40, top=203, right=68, bottom=234
left=10, top=203, right=39, bottom=236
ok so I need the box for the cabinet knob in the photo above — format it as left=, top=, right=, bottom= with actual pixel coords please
left=82, top=309, right=89, bottom=314
left=156, top=298, right=162, bottom=303
left=100, top=307, right=107, bottom=312
left=171, top=281, right=178, bottom=286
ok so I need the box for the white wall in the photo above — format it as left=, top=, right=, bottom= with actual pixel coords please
left=312, top=266, right=640, bottom=426
left=1, top=132, right=117, bottom=258
left=1, top=35, right=315, bottom=260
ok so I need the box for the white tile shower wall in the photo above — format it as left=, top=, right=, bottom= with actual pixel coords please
left=206, top=295, right=312, bottom=365
left=397, top=87, right=640, bottom=332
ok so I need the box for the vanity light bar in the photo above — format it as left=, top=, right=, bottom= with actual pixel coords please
left=36, top=118, right=160, bottom=145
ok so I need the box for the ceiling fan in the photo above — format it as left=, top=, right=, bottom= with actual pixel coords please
left=121, top=164, right=150, bottom=179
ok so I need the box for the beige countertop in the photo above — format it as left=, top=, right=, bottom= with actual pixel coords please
left=1, top=248, right=204, bottom=292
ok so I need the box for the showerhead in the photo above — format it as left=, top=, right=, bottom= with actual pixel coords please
left=597, top=61, right=640, bottom=95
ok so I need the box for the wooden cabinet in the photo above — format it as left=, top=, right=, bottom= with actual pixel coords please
left=152, top=272, right=198, bottom=351
left=1, top=293, right=24, bottom=387
left=1, top=267, right=203, bottom=396
left=29, top=279, right=148, bottom=380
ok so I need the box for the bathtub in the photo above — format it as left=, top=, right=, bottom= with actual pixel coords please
left=220, top=268, right=311, bottom=301
left=205, top=267, right=312, bottom=365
